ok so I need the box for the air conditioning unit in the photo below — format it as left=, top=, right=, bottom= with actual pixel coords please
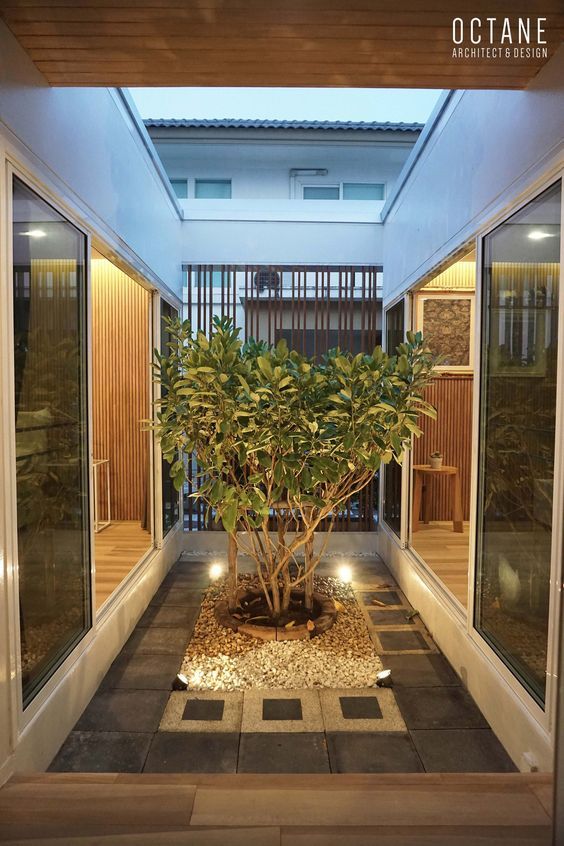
left=254, top=269, right=281, bottom=293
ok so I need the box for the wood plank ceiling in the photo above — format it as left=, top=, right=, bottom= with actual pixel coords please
left=0, top=0, right=563, bottom=89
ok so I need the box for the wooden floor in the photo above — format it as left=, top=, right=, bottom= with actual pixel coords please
left=94, top=521, right=153, bottom=610
left=0, top=772, right=552, bottom=844
left=411, top=521, right=471, bottom=608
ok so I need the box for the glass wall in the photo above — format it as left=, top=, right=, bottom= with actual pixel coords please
left=382, top=299, right=405, bottom=535
left=12, top=177, right=91, bottom=707
left=475, top=181, right=561, bottom=705
left=161, top=299, right=180, bottom=535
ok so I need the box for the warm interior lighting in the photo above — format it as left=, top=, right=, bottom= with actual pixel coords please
left=20, top=229, right=46, bottom=238
left=337, top=564, right=353, bottom=583
left=209, top=562, right=224, bottom=580
left=528, top=230, right=555, bottom=240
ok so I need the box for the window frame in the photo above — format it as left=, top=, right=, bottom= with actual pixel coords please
left=473, top=179, right=562, bottom=710
left=6, top=163, right=96, bottom=730
left=342, top=181, right=386, bottom=201
left=302, top=184, right=340, bottom=200
left=170, top=178, right=188, bottom=200
left=194, top=179, right=232, bottom=200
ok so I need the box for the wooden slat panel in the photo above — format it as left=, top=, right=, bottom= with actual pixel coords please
left=91, top=258, right=150, bottom=522
left=423, top=260, right=476, bottom=291
left=413, top=375, right=473, bottom=521
left=0, top=0, right=560, bottom=88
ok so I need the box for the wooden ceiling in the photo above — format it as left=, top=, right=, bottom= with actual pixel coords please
left=1, top=0, right=563, bottom=89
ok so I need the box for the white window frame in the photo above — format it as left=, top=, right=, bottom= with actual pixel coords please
left=390, top=169, right=564, bottom=739
left=170, top=178, right=188, bottom=200
left=301, top=183, right=341, bottom=200
left=194, top=178, right=232, bottom=199
left=342, top=181, right=386, bottom=201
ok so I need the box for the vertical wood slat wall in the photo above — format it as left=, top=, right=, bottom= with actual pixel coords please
left=91, top=258, right=150, bottom=522
left=185, top=263, right=382, bottom=532
left=413, top=375, right=473, bottom=521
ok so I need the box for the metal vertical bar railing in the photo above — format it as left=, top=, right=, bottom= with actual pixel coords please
left=182, top=262, right=382, bottom=530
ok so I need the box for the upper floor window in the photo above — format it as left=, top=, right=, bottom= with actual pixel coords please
left=303, top=185, right=340, bottom=200
left=170, top=179, right=188, bottom=199
left=195, top=179, right=232, bottom=199
left=343, top=182, right=385, bottom=200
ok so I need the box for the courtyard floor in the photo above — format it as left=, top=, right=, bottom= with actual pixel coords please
left=49, top=553, right=516, bottom=775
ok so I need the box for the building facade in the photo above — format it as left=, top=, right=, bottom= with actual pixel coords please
left=0, top=14, right=563, bottom=800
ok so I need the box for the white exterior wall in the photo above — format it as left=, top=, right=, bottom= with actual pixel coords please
left=0, top=21, right=183, bottom=297
left=0, top=21, right=185, bottom=782
left=152, top=133, right=415, bottom=201
left=182, top=217, right=383, bottom=265
left=377, top=47, right=564, bottom=773
left=383, top=47, right=564, bottom=302
left=150, top=128, right=417, bottom=267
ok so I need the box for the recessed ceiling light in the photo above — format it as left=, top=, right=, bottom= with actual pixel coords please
left=528, top=230, right=555, bottom=241
left=20, top=229, right=47, bottom=239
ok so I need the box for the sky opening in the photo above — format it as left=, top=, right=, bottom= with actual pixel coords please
left=129, top=88, right=442, bottom=124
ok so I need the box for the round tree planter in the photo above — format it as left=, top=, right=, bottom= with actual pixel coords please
left=214, top=587, right=337, bottom=641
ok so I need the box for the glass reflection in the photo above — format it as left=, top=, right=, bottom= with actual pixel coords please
left=475, top=181, right=561, bottom=704
left=13, top=177, right=91, bottom=706
left=161, top=299, right=180, bottom=535
left=383, top=300, right=405, bottom=535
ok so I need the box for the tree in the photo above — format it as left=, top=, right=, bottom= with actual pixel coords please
left=154, top=316, right=436, bottom=624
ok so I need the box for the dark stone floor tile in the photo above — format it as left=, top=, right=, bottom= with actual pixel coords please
left=122, top=626, right=189, bottom=656
left=411, top=729, right=517, bottom=772
left=262, top=698, right=303, bottom=721
left=150, top=586, right=205, bottom=607
left=339, top=696, right=383, bottom=720
left=138, top=603, right=200, bottom=629
left=394, top=686, right=489, bottom=730
left=75, top=689, right=169, bottom=733
left=144, top=732, right=239, bottom=773
left=368, top=609, right=414, bottom=626
left=161, top=570, right=209, bottom=589
left=49, top=731, right=152, bottom=773
left=359, top=590, right=402, bottom=607
left=382, top=654, right=460, bottom=687
left=100, top=652, right=181, bottom=690
left=238, top=733, right=330, bottom=773
left=183, top=698, right=225, bottom=721
left=378, top=630, right=431, bottom=651
left=327, top=732, right=424, bottom=773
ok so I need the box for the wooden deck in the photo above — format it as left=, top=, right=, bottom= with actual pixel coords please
left=94, top=521, right=152, bottom=610
left=411, top=521, right=471, bottom=608
left=0, top=772, right=552, bottom=844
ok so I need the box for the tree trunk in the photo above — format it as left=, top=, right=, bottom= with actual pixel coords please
left=227, top=531, right=238, bottom=612
left=304, top=531, right=314, bottom=611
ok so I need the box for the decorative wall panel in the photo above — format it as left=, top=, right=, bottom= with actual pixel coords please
left=413, top=374, right=473, bottom=521
left=91, top=258, right=150, bottom=522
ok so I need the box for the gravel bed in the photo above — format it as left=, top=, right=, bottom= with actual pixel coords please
left=181, top=574, right=382, bottom=690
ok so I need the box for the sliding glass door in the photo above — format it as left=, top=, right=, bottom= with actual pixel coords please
left=13, top=177, right=91, bottom=706
left=475, top=181, right=561, bottom=705
left=382, top=299, right=405, bottom=536
left=160, top=299, right=180, bottom=535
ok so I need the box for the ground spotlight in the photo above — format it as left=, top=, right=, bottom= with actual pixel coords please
left=172, top=673, right=189, bottom=691
left=337, top=564, right=353, bottom=583
left=209, top=562, right=224, bottom=580
left=375, top=669, right=393, bottom=688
